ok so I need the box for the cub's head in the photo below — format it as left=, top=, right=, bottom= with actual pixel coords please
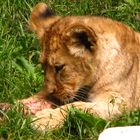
left=30, top=3, right=127, bottom=104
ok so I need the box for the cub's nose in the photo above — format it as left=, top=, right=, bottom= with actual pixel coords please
left=47, top=92, right=64, bottom=106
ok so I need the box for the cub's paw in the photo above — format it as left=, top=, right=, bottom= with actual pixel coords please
left=31, top=108, right=66, bottom=132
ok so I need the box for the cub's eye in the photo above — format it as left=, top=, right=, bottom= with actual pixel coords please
left=55, top=64, right=65, bottom=73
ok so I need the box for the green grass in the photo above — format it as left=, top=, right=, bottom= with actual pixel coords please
left=0, top=0, right=140, bottom=139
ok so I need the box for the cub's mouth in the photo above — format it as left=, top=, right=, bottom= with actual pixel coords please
left=47, top=85, right=91, bottom=107
left=73, top=85, right=91, bottom=102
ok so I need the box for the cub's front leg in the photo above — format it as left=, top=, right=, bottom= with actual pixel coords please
left=31, top=100, right=122, bottom=132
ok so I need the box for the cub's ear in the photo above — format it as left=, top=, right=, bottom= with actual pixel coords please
left=29, top=3, right=60, bottom=39
left=64, top=25, right=97, bottom=57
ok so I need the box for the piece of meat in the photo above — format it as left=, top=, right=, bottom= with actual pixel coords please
left=0, top=103, right=11, bottom=111
left=21, top=98, right=52, bottom=115
left=0, top=98, right=52, bottom=116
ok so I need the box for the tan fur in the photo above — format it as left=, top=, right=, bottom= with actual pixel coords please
left=29, top=3, right=140, bottom=131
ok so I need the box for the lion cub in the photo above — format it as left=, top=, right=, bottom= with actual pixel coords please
left=29, top=3, right=140, bottom=131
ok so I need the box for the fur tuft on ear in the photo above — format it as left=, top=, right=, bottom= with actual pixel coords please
left=64, top=25, right=97, bottom=57
left=73, top=31, right=93, bottom=51
left=29, top=3, right=60, bottom=39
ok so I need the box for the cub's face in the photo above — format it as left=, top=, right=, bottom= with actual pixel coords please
left=30, top=3, right=97, bottom=103
left=39, top=22, right=96, bottom=103
left=30, top=3, right=127, bottom=103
